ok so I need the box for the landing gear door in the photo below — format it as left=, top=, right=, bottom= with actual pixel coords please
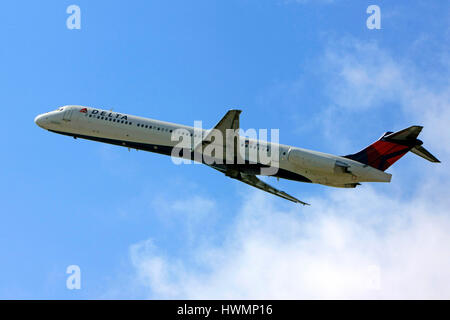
left=63, top=109, right=73, bottom=121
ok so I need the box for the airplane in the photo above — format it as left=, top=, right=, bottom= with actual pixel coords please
left=34, top=105, right=440, bottom=205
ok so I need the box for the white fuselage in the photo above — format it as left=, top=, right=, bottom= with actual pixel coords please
left=35, top=105, right=391, bottom=187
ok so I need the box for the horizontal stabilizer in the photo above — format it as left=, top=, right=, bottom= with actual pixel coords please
left=383, top=125, right=422, bottom=141
left=411, top=145, right=440, bottom=163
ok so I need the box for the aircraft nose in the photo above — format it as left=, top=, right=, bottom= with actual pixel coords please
left=34, top=114, right=47, bottom=128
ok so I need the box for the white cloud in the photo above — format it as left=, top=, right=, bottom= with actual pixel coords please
left=128, top=38, right=450, bottom=299
left=150, top=192, right=219, bottom=246
left=130, top=183, right=450, bottom=299
left=320, top=39, right=450, bottom=155
left=322, top=41, right=405, bottom=110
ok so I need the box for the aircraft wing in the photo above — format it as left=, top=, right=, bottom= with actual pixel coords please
left=193, top=109, right=241, bottom=153
left=238, top=173, right=310, bottom=205
left=208, top=165, right=309, bottom=205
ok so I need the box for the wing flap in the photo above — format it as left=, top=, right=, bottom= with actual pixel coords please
left=238, top=173, right=310, bottom=205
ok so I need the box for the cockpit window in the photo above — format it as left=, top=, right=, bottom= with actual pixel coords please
left=57, top=107, right=64, bottom=111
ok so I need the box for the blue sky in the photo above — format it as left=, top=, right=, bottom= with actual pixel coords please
left=1, top=1, right=449, bottom=299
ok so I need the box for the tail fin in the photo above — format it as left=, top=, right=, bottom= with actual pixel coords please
left=344, top=126, right=440, bottom=171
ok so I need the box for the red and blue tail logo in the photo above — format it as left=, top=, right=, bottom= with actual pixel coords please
left=343, top=126, right=433, bottom=171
